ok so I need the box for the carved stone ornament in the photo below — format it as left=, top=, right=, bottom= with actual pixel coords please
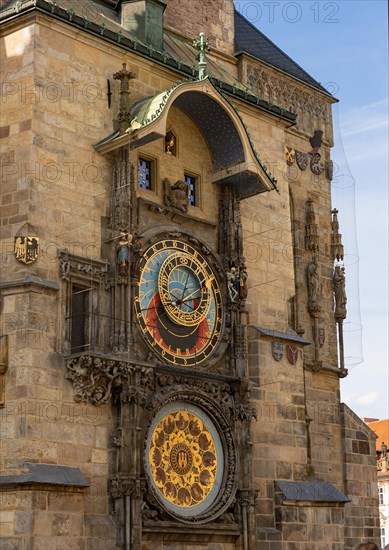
left=233, top=324, right=248, bottom=359
left=154, top=372, right=234, bottom=420
left=164, top=178, right=190, bottom=213
left=233, top=403, right=258, bottom=422
left=318, top=327, right=325, bottom=347
left=272, top=342, right=283, bottom=361
left=310, top=153, right=325, bottom=175
left=237, top=489, right=258, bottom=508
left=219, top=185, right=243, bottom=270
left=14, top=236, right=39, bottom=264
left=246, top=64, right=333, bottom=141
left=305, top=199, right=319, bottom=252
left=65, top=355, right=154, bottom=405
left=287, top=345, right=299, bottom=365
left=331, top=208, right=344, bottom=262
left=113, top=63, right=136, bottom=133
left=285, top=146, right=295, bottom=166
left=109, top=475, right=140, bottom=499
left=59, top=250, right=109, bottom=282
left=110, top=150, right=135, bottom=231
left=326, top=159, right=334, bottom=181
left=296, top=150, right=309, bottom=171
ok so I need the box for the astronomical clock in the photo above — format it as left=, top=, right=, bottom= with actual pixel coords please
left=131, top=232, right=238, bottom=526
left=134, top=238, right=223, bottom=368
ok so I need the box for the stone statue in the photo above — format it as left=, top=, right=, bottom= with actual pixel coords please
left=333, top=265, right=347, bottom=319
left=239, top=266, right=248, bottom=300
left=307, top=256, right=321, bottom=314
left=115, top=231, right=133, bottom=276
left=59, top=253, right=70, bottom=280
left=332, top=208, right=339, bottom=233
left=227, top=267, right=238, bottom=303
left=164, top=178, right=189, bottom=213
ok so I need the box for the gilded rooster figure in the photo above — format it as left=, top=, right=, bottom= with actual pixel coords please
left=165, top=133, right=175, bottom=155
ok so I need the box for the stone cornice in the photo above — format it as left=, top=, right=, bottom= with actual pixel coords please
left=0, top=276, right=59, bottom=292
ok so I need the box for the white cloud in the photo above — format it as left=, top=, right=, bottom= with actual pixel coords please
left=356, top=391, right=380, bottom=406
left=339, top=98, right=389, bottom=138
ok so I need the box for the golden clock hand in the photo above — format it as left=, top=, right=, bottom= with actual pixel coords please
left=180, top=269, right=191, bottom=299
left=179, top=296, right=201, bottom=312
left=178, top=287, right=201, bottom=304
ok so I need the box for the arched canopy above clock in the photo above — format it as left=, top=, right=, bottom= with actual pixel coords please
left=94, top=77, right=278, bottom=199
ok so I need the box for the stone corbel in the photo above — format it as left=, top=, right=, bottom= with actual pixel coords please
left=233, top=402, right=258, bottom=422
left=65, top=355, right=154, bottom=405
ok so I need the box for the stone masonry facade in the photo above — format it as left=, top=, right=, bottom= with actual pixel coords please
left=0, top=1, right=380, bottom=549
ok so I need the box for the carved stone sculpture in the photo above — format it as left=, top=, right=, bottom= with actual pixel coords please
left=115, top=231, right=133, bottom=276
left=227, top=267, right=239, bottom=303
left=333, top=265, right=347, bottom=320
left=307, top=256, right=321, bottom=316
left=246, top=64, right=332, bottom=140
left=305, top=199, right=319, bottom=252
left=113, top=63, right=135, bottom=133
left=239, top=266, right=248, bottom=301
left=65, top=355, right=154, bottom=405
left=164, top=178, right=189, bottom=213
left=331, top=208, right=344, bottom=261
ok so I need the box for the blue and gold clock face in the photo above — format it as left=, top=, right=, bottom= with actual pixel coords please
left=134, top=239, right=223, bottom=367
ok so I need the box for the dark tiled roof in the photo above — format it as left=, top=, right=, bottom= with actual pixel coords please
left=0, top=463, right=89, bottom=487
left=276, top=481, right=351, bottom=503
left=234, top=10, right=331, bottom=96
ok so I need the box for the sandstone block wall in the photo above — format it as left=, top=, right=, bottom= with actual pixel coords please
left=0, top=5, right=380, bottom=550
left=164, top=0, right=235, bottom=55
left=341, top=404, right=381, bottom=548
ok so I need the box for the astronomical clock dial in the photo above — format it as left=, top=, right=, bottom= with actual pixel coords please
left=145, top=402, right=224, bottom=519
left=134, top=239, right=223, bottom=367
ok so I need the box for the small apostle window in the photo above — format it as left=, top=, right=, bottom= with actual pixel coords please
left=138, top=158, right=152, bottom=190
left=165, top=130, right=177, bottom=156
left=184, top=174, right=197, bottom=206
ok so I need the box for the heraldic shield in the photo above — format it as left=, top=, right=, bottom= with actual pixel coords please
left=287, top=345, right=299, bottom=365
left=14, top=236, right=39, bottom=264
left=272, top=342, right=283, bottom=361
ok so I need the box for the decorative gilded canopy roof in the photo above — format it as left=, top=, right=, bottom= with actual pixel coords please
left=94, top=77, right=278, bottom=198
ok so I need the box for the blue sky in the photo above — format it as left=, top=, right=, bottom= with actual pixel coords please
left=235, top=0, right=388, bottom=420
